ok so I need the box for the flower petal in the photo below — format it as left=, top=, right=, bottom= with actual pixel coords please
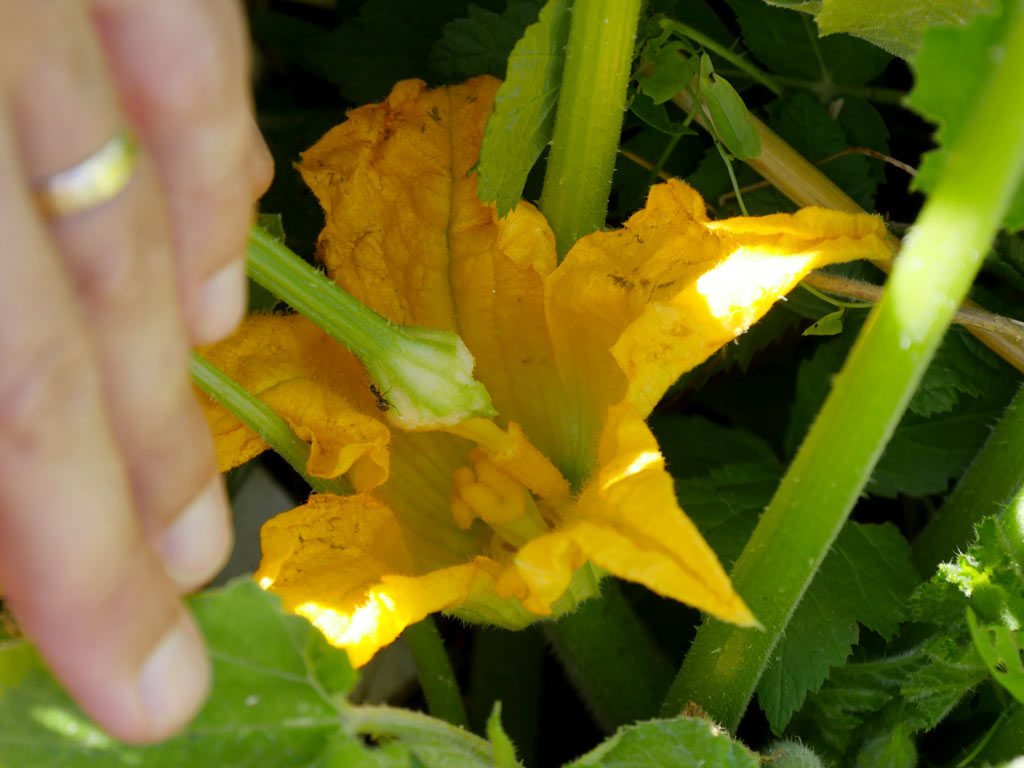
left=297, top=77, right=576, bottom=476
left=546, top=179, right=894, bottom=443
left=256, top=493, right=505, bottom=667
left=197, top=314, right=391, bottom=490
left=499, top=402, right=755, bottom=625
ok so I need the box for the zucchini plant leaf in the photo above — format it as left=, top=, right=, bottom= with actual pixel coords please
left=759, top=0, right=992, bottom=59
left=474, top=0, right=571, bottom=215
left=564, top=717, right=759, bottom=768
left=756, top=522, right=918, bottom=733
left=908, top=0, right=1024, bottom=231
left=430, top=1, right=545, bottom=81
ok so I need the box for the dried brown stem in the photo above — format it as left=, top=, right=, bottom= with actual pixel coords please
left=804, top=272, right=1024, bottom=342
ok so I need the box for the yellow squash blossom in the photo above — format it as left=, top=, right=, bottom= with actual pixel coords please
left=199, top=76, right=892, bottom=667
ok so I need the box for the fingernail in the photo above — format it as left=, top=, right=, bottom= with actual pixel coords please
left=158, top=478, right=232, bottom=590
left=193, top=261, right=246, bottom=344
left=138, top=614, right=209, bottom=735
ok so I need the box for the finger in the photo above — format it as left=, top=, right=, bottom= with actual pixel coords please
left=9, top=0, right=232, bottom=591
left=93, top=0, right=266, bottom=343
left=250, top=115, right=275, bottom=199
left=0, top=111, right=207, bottom=743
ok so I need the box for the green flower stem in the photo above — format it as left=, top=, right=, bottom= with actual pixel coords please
left=661, top=20, right=782, bottom=96
left=190, top=353, right=351, bottom=495
left=535, top=0, right=687, bottom=730
left=401, top=618, right=469, bottom=728
left=662, top=12, right=1024, bottom=730
left=247, top=226, right=388, bottom=361
left=714, top=67, right=906, bottom=104
left=467, top=628, right=544, bottom=765
left=913, top=383, right=1024, bottom=573
left=544, top=579, right=675, bottom=732
left=247, top=226, right=495, bottom=429
left=539, top=0, right=643, bottom=257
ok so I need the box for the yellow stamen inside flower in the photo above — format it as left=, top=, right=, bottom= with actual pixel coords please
left=449, top=418, right=570, bottom=501
left=449, top=451, right=550, bottom=548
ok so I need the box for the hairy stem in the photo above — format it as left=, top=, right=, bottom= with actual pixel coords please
left=544, top=579, right=675, bottom=732
left=663, top=12, right=1024, bottom=729
left=190, top=353, right=350, bottom=495
left=539, top=0, right=643, bottom=257
left=913, top=383, right=1024, bottom=573
left=402, top=618, right=469, bottom=728
left=247, top=225, right=391, bottom=361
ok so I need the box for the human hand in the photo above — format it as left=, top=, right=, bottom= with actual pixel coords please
left=0, top=0, right=272, bottom=744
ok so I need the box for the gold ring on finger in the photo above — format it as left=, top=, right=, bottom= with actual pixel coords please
left=33, top=129, right=138, bottom=218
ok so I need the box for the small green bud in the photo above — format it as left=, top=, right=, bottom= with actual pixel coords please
left=766, top=740, right=826, bottom=768
left=366, top=324, right=497, bottom=430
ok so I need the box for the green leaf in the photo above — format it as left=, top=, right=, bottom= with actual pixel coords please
left=967, top=608, right=1024, bottom=704
left=430, top=2, right=544, bottom=81
left=637, top=42, right=700, bottom=104
left=0, top=579, right=356, bottom=766
left=770, top=92, right=883, bottom=209
left=835, top=96, right=891, bottom=186
left=486, top=703, right=519, bottom=768
left=756, top=523, right=918, bottom=733
left=906, top=324, right=1016, bottom=417
left=786, top=323, right=1014, bottom=497
left=474, top=0, right=571, bottom=215
left=647, top=0, right=738, bottom=47
left=698, top=54, right=762, bottom=160
left=854, top=721, right=918, bottom=768
left=0, top=580, right=509, bottom=768
left=321, top=723, right=498, bottom=768
left=925, top=516, right=1024, bottom=631
left=729, top=0, right=892, bottom=85
left=653, top=415, right=782, bottom=567
left=803, top=307, right=845, bottom=336
left=815, top=0, right=993, bottom=59
left=629, top=91, right=698, bottom=136
left=796, top=641, right=987, bottom=758
left=257, top=212, right=286, bottom=242
left=908, top=0, right=1024, bottom=231
left=308, top=0, right=471, bottom=105
left=867, top=399, right=1005, bottom=498
left=565, top=717, right=759, bottom=768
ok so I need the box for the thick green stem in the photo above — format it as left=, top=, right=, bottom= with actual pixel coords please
left=539, top=0, right=642, bottom=256
left=468, top=628, right=544, bottom=765
left=402, top=618, right=469, bottom=728
left=913, top=383, right=1024, bottom=573
left=662, top=13, right=1024, bottom=730
left=190, top=352, right=350, bottom=495
left=247, top=226, right=389, bottom=361
left=544, top=580, right=675, bottom=732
